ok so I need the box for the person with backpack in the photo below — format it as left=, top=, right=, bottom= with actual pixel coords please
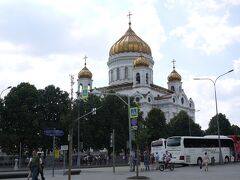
left=29, top=150, right=40, bottom=180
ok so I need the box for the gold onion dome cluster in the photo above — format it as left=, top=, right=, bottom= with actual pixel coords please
left=78, top=66, right=92, bottom=79
left=109, top=27, right=152, bottom=56
left=168, top=69, right=182, bottom=81
left=133, top=56, right=149, bottom=67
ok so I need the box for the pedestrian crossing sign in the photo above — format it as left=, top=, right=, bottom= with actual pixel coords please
left=130, top=107, right=138, bottom=118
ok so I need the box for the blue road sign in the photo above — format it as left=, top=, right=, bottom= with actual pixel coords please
left=131, top=118, right=137, bottom=126
left=44, top=130, right=64, bottom=136
left=130, top=107, right=138, bottom=118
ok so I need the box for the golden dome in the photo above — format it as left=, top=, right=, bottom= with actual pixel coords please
left=168, top=69, right=181, bottom=81
left=109, top=27, right=152, bottom=56
left=133, top=56, right=149, bottom=67
left=78, top=66, right=92, bottom=79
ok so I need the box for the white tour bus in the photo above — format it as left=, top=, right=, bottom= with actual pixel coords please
left=151, top=138, right=166, bottom=160
left=166, top=136, right=234, bottom=165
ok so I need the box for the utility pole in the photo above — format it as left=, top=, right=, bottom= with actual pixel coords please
left=68, top=75, right=74, bottom=180
left=112, top=129, right=115, bottom=173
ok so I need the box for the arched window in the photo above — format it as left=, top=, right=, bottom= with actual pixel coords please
left=110, top=70, right=113, bottom=82
left=79, top=83, right=83, bottom=94
left=125, top=67, right=128, bottom=79
left=171, top=86, right=175, bottom=91
left=88, top=84, right=91, bottom=90
left=181, top=97, right=184, bottom=104
left=173, top=98, right=175, bottom=103
left=135, top=97, right=140, bottom=102
left=116, top=68, right=120, bottom=80
left=148, top=97, right=151, bottom=102
left=146, top=73, right=149, bottom=84
left=136, top=73, right=140, bottom=84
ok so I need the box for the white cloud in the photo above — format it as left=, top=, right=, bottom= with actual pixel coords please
left=234, top=58, right=240, bottom=72
left=170, top=12, right=240, bottom=54
left=165, top=0, right=240, bottom=12
left=0, top=41, right=33, bottom=55
left=183, top=71, right=240, bottom=130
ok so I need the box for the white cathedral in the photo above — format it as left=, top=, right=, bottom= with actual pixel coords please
left=77, top=19, right=195, bottom=123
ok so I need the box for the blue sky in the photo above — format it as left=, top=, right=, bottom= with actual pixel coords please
left=0, top=0, right=239, bottom=130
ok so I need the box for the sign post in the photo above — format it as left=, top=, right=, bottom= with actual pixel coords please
left=44, top=130, right=64, bottom=177
left=61, top=145, right=68, bottom=175
left=130, top=107, right=139, bottom=130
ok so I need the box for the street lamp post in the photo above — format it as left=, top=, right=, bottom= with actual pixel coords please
left=0, top=86, right=12, bottom=98
left=194, top=69, right=234, bottom=164
left=77, top=98, right=81, bottom=168
left=91, top=90, right=132, bottom=170
left=188, top=118, right=191, bottom=136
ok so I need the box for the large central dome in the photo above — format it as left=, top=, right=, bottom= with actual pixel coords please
left=109, top=27, right=152, bottom=56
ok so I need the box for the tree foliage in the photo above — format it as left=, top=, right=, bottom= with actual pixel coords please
left=231, top=124, right=240, bottom=135
left=205, top=113, right=233, bottom=135
left=168, top=110, right=203, bottom=136
left=0, top=83, right=70, bottom=154
left=144, top=108, right=167, bottom=143
left=1, top=83, right=39, bottom=153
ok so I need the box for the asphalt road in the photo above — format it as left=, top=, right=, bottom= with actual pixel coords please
left=1, top=163, right=240, bottom=180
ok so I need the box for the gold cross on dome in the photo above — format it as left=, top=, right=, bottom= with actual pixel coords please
left=83, top=55, right=88, bottom=66
left=172, top=59, right=176, bottom=69
left=127, top=11, right=132, bottom=27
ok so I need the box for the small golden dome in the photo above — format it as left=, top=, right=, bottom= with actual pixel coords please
left=109, top=27, right=152, bottom=56
left=78, top=66, right=92, bottom=79
left=168, top=69, right=181, bottom=81
left=133, top=56, right=149, bottom=67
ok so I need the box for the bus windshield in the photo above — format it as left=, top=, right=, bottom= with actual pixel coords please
left=152, top=141, right=163, bottom=147
left=167, top=137, right=181, bottom=146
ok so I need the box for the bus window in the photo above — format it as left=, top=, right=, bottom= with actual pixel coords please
left=152, top=141, right=163, bottom=147
left=167, top=137, right=181, bottom=146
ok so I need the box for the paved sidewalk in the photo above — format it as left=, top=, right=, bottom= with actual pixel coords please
left=1, top=163, right=240, bottom=180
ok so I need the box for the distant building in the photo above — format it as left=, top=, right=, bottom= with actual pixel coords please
left=77, top=19, right=195, bottom=123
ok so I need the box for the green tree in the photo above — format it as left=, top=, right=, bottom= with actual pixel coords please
left=205, top=113, right=233, bottom=135
left=168, top=110, right=203, bottom=136
left=144, top=108, right=167, bottom=143
left=98, top=94, right=130, bottom=153
left=231, top=124, right=240, bottom=135
left=66, top=93, right=132, bottom=154
left=2, top=83, right=39, bottom=154
left=37, top=85, right=70, bottom=150
left=37, top=85, right=70, bottom=129
left=72, top=94, right=103, bottom=151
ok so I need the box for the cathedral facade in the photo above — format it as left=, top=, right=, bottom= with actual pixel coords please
left=77, top=21, right=195, bottom=123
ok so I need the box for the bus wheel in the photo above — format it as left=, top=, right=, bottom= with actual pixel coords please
left=225, top=156, right=229, bottom=164
left=197, top=158, right=202, bottom=166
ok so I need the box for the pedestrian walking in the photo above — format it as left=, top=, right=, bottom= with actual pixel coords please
left=29, top=150, right=40, bottom=180
left=144, top=151, right=150, bottom=171
left=37, top=152, right=45, bottom=180
left=155, top=152, right=160, bottom=170
left=203, top=152, right=210, bottom=171
left=27, top=157, right=32, bottom=180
